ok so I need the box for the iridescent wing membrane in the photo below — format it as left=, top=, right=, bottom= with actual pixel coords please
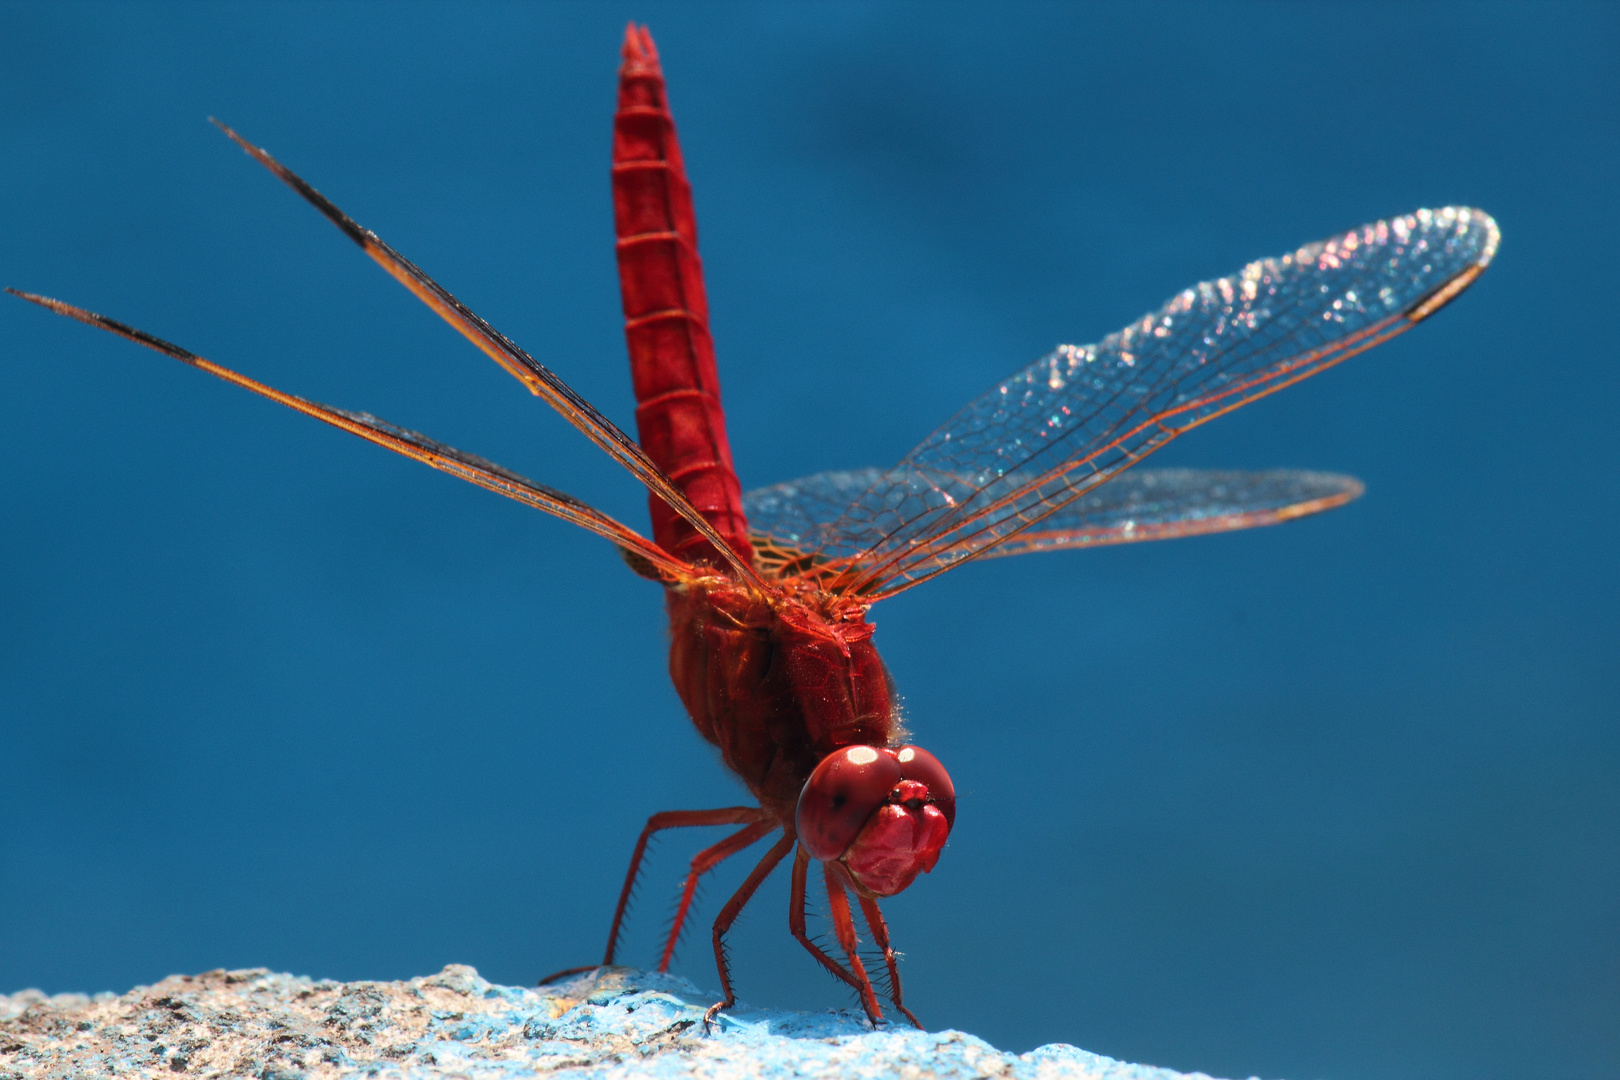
left=745, top=466, right=1363, bottom=573
left=762, top=208, right=1496, bottom=598
left=974, top=468, right=1363, bottom=558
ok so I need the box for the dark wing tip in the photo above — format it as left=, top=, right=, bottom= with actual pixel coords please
left=8, top=287, right=93, bottom=322
left=1407, top=207, right=1500, bottom=324
left=208, top=116, right=254, bottom=157
left=208, top=117, right=371, bottom=251
left=8, top=288, right=202, bottom=363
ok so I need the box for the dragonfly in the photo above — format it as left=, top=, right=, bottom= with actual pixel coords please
left=11, top=25, right=1497, bottom=1030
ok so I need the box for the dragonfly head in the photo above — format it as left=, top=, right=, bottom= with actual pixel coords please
left=795, top=744, right=955, bottom=897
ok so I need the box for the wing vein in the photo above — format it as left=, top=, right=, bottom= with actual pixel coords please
left=209, top=119, right=763, bottom=589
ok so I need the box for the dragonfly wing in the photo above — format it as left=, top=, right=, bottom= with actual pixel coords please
left=8, top=290, right=693, bottom=582
left=210, top=121, right=763, bottom=589
left=745, top=469, right=887, bottom=551
left=973, top=468, right=1362, bottom=559
left=811, top=207, right=1497, bottom=599
left=744, top=467, right=1359, bottom=573
left=744, top=469, right=885, bottom=579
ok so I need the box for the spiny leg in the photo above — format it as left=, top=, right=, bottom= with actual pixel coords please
left=856, top=892, right=922, bottom=1029
left=787, top=845, right=870, bottom=1000
left=603, top=808, right=766, bottom=966
left=823, top=862, right=885, bottom=1024
left=538, top=806, right=764, bottom=986
left=659, top=820, right=777, bottom=972
left=701, top=831, right=796, bottom=1033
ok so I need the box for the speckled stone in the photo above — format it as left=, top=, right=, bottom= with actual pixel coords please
left=1, top=965, right=1237, bottom=1080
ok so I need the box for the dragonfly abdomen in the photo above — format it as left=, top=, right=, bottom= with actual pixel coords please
left=613, top=26, right=752, bottom=568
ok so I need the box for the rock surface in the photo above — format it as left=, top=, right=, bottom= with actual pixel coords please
left=1, top=965, right=1237, bottom=1079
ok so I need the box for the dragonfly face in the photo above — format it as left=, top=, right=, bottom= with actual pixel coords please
left=797, top=744, right=956, bottom=897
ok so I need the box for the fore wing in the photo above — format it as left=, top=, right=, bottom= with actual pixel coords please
left=210, top=121, right=763, bottom=590
left=9, top=291, right=692, bottom=582
left=810, top=207, right=1497, bottom=599
left=743, top=467, right=1361, bottom=577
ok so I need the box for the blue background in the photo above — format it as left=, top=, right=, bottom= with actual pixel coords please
left=1, top=4, right=1614, bottom=1079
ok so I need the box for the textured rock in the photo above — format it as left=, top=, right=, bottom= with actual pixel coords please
left=1, top=965, right=1235, bottom=1080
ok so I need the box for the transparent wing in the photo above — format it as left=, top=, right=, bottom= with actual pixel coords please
left=744, top=468, right=885, bottom=580
left=970, top=467, right=1362, bottom=558
left=9, top=290, right=693, bottom=582
left=809, top=207, right=1497, bottom=599
left=743, top=467, right=1360, bottom=576
left=210, top=121, right=763, bottom=590
left=745, top=469, right=887, bottom=552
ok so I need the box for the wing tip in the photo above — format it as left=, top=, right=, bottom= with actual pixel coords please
left=7, top=287, right=96, bottom=327
left=1279, top=473, right=1365, bottom=520
left=1404, top=207, right=1499, bottom=324
left=208, top=116, right=257, bottom=160
left=1454, top=206, right=1501, bottom=267
left=1421, top=205, right=1500, bottom=265
left=1294, top=469, right=1365, bottom=502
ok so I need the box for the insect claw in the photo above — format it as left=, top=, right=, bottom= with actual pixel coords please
left=535, top=964, right=601, bottom=987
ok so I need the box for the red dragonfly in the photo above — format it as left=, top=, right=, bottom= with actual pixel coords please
left=12, top=26, right=1497, bottom=1028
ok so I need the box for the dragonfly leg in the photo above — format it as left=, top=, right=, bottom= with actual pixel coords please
left=855, top=892, right=922, bottom=1029
left=823, top=863, right=885, bottom=1024
left=537, top=806, right=763, bottom=986
left=786, top=845, right=872, bottom=1006
left=700, top=830, right=796, bottom=1033
left=658, top=820, right=777, bottom=972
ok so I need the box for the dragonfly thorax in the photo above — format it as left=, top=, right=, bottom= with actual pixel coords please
left=664, top=577, right=902, bottom=821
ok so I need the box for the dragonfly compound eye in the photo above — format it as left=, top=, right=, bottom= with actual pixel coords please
left=796, top=744, right=956, bottom=897
left=796, top=745, right=903, bottom=862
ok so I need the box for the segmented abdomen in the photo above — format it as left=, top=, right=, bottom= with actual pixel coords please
left=613, top=26, right=752, bottom=567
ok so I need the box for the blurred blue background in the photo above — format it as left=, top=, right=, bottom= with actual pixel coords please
left=1, top=3, right=1614, bottom=1078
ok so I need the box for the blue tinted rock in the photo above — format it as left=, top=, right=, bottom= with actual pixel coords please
left=0, top=965, right=1239, bottom=1079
